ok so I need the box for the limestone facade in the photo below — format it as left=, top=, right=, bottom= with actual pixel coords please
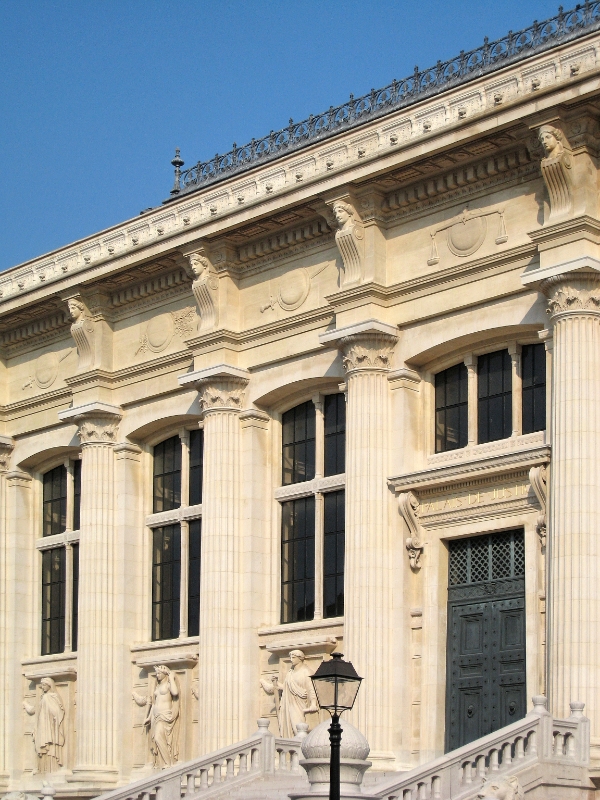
left=3, top=13, right=600, bottom=798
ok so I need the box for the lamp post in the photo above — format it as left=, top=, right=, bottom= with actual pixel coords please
left=310, top=653, right=363, bottom=800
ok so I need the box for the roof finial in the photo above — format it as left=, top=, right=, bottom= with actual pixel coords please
left=170, top=148, right=184, bottom=196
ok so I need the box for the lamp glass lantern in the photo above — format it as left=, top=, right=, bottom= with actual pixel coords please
left=310, top=652, right=362, bottom=716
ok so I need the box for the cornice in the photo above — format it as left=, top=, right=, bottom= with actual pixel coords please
left=527, top=214, right=600, bottom=245
left=2, top=386, right=73, bottom=420
left=3, top=32, right=600, bottom=310
left=388, top=441, right=550, bottom=493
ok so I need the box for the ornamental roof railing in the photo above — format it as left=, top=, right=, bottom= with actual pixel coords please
left=168, top=2, right=600, bottom=200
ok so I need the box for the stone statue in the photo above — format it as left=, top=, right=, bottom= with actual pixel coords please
left=539, top=124, right=565, bottom=158
left=144, top=665, right=180, bottom=768
left=332, top=201, right=355, bottom=234
left=478, top=775, right=524, bottom=800
left=23, top=677, right=65, bottom=773
left=264, top=650, right=318, bottom=738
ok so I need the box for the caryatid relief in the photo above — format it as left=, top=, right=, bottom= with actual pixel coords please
left=187, top=251, right=219, bottom=331
left=538, top=124, right=573, bottom=220
left=67, top=297, right=95, bottom=371
left=331, top=200, right=364, bottom=287
left=23, top=677, right=65, bottom=773
left=144, top=666, right=180, bottom=769
left=261, top=650, right=318, bottom=738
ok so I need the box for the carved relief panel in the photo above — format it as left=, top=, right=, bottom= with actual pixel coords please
left=22, top=672, right=76, bottom=775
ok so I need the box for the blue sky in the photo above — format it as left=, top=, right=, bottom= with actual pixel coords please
left=0, top=0, right=561, bottom=272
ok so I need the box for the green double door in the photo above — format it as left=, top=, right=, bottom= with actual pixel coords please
left=445, top=530, right=527, bottom=752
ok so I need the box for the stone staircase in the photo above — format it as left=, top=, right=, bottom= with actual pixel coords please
left=95, top=698, right=594, bottom=800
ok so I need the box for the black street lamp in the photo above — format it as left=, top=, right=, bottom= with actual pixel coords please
left=310, top=653, right=363, bottom=800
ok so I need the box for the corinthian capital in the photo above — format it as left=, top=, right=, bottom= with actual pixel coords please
left=541, top=272, right=600, bottom=318
left=0, top=436, right=14, bottom=472
left=320, top=320, right=398, bottom=375
left=58, top=402, right=122, bottom=445
left=179, top=365, right=250, bottom=413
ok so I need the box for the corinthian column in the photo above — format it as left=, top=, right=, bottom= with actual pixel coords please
left=321, top=321, right=398, bottom=765
left=179, top=366, right=250, bottom=753
left=58, top=402, right=122, bottom=782
left=541, top=272, right=600, bottom=735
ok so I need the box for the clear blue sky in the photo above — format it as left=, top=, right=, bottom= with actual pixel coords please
left=1, top=0, right=561, bottom=272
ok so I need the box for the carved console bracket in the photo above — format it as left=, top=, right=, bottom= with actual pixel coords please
left=537, top=124, right=574, bottom=221
left=61, top=292, right=95, bottom=372
left=178, top=364, right=250, bottom=413
left=0, top=435, right=15, bottom=472
left=323, top=196, right=365, bottom=287
left=529, top=464, right=548, bottom=549
left=183, top=246, right=219, bottom=331
left=58, top=401, right=123, bottom=444
left=398, top=491, right=425, bottom=569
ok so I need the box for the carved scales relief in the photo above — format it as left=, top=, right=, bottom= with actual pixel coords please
left=427, top=206, right=508, bottom=266
left=398, top=491, right=425, bottom=569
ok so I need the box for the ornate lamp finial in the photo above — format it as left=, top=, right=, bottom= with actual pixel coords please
left=170, top=148, right=184, bottom=196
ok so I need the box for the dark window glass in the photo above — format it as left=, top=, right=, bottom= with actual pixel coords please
left=324, top=490, right=345, bottom=618
left=280, top=497, right=315, bottom=623
left=153, top=437, right=182, bottom=513
left=189, top=429, right=204, bottom=506
left=43, top=465, right=67, bottom=537
left=522, top=344, right=546, bottom=434
left=188, top=520, right=201, bottom=637
left=41, top=547, right=65, bottom=655
left=324, top=394, right=346, bottom=476
left=73, top=460, right=82, bottom=531
left=478, top=350, right=512, bottom=444
left=72, top=543, right=79, bottom=651
left=282, top=402, right=316, bottom=485
left=435, top=363, right=468, bottom=453
left=152, top=525, right=181, bottom=641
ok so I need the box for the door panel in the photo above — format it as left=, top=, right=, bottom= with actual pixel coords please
left=446, top=531, right=526, bottom=752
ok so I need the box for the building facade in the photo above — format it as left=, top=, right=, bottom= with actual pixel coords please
left=2, top=7, right=600, bottom=797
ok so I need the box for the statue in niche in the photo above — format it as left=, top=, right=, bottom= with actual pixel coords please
left=23, top=677, right=65, bottom=773
left=331, top=200, right=364, bottom=286
left=262, top=650, right=318, bottom=738
left=143, top=666, right=180, bottom=768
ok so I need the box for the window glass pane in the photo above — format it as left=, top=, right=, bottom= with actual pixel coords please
left=152, top=525, right=181, bottom=641
left=280, top=497, right=315, bottom=623
left=478, top=350, right=512, bottom=444
left=72, top=543, right=79, bottom=651
left=522, top=344, right=546, bottom=434
left=41, top=547, right=66, bottom=655
left=188, top=520, right=201, bottom=636
left=324, top=490, right=345, bottom=618
left=153, top=437, right=182, bottom=512
left=281, top=402, right=316, bottom=485
left=73, top=460, right=81, bottom=531
left=324, top=394, right=346, bottom=476
left=189, top=429, right=204, bottom=506
left=42, top=465, right=67, bottom=537
left=434, top=364, right=468, bottom=453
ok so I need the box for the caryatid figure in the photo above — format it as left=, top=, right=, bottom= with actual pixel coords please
left=272, top=650, right=318, bottom=738
left=144, top=665, right=180, bottom=768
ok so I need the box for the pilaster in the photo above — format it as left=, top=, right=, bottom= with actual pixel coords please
left=58, top=402, right=122, bottom=782
left=178, top=366, right=252, bottom=752
left=320, top=321, right=401, bottom=767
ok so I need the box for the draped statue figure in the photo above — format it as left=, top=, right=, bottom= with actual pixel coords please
left=144, top=666, right=180, bottom=768
left=24, top=677, right=65, bottom=772
left=263, top=650, right=318, bottom=738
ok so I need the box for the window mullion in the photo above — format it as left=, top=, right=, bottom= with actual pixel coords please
left=464, top=354, right=478, bottom=446
left=509, top=343, right=522, bottom=437
left=312, top=394, right=324, bottom=479
left=64, top=542, right=73, bottom=653
left=313, top=492, right=324, bottom=621
left=179, top=520, right=189, bottom=638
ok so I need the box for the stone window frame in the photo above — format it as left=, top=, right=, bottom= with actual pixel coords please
left=274, top=391, right=346, bottom=625
left=425, top=335, right=550, bottom=458
left=144, top=425, right=204, bottom=642
left=35, top=454, right=82, bottom=656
